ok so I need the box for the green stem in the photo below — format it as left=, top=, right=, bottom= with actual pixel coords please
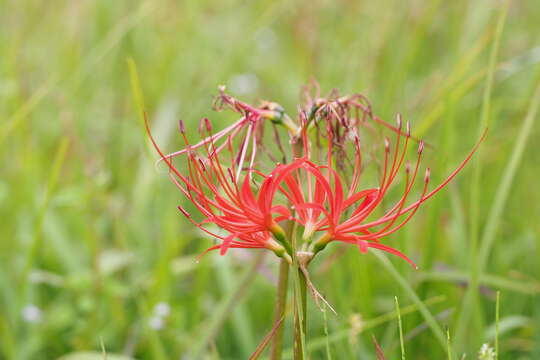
left=293, top=268, right=307, bottom=360
left=270, top=259, right=290, bottom=360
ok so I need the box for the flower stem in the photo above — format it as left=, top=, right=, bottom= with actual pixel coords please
left=270, top=259, right=289, bottom=360
left=293, top=267, right=307, bottom=360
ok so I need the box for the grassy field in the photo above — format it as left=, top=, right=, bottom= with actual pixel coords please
left=1, top=0, right=540, bottom=359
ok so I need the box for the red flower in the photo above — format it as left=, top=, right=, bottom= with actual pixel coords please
left=145, top=115, right=294, bottom=261
left=271, top=116, right=485, bottom=267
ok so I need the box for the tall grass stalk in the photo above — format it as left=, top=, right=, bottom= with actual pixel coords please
left=495, top=291, right=500, bottom=360
left=395, top=297, right=406, bottom=360
left=457, top=0, right=511, bottom=350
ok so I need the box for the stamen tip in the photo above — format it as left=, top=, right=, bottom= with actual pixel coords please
left=199, top=159, right=207, bottom=171
left=178, top=119, right=185, bottom=133
left=204, top=117, right=212, bottom=132
left=406, top=121, right=411, bottom=137
left=178, top=206, right=191, bottom=218
left=418, top=140, right=425, bottom=154
left=424, top=168, right=431, bottom=183
left=396, top=114, right=402, bottom=129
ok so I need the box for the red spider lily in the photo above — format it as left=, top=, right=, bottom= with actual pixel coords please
left=145, top=114, right=294, bottom=261
left=147, top=86, right=484, bottom=268
left=271, top=116, right=486, bottom=268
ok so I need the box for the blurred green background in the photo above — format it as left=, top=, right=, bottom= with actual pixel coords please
left=1, top=0, right=539, bottom=359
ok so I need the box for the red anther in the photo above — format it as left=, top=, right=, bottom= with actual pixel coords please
left=424, top=168, right=431, bottom=183
left=204, top=117, right=212, bottom=132
left=178, top=119, right=186, bottom=134
left=418, top=140, right=425, bottom=155
left=227, top=168, right=235, bottom=183
left=177, top=206, right=191, bottom=218
left=198, top=158, right=207, bottom=172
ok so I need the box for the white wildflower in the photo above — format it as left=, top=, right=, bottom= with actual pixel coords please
left=478, top=343, right=496, bottom=360
left=22, top=304, right=42, bottom=324
left=154, top=302, right=171, bottom=318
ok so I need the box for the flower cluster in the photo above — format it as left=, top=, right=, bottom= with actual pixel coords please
left=147, top=86, right=483, bottom=268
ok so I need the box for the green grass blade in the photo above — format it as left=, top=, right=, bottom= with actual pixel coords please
left=447, top=329, right=453, bottom=360
left=275, top=296, right=446, bottom=359
left=457, top=0, right=511, bottom=350
left=127, top=57, right=146, bottom=124
left=374, top=252, right=446, bottom=351
left=190, top=253, right=264, bottom=359
left=322, top=303, right=332, bottom=360
left=478, top=76, right=540, bottom=272
left=395, top=296, right=405, bottom=360
left=495, top=291, right=500, bottom=360
left=21, top=137, right=70, bottom=289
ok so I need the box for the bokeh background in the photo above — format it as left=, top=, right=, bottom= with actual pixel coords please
left=1, top=0, right=539, bottom=359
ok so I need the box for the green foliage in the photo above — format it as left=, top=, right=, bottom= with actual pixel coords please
left=1, top=0, right=539, bottom=359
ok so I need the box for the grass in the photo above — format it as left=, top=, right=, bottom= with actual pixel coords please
left=1, top=0, right=540, bottom=359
